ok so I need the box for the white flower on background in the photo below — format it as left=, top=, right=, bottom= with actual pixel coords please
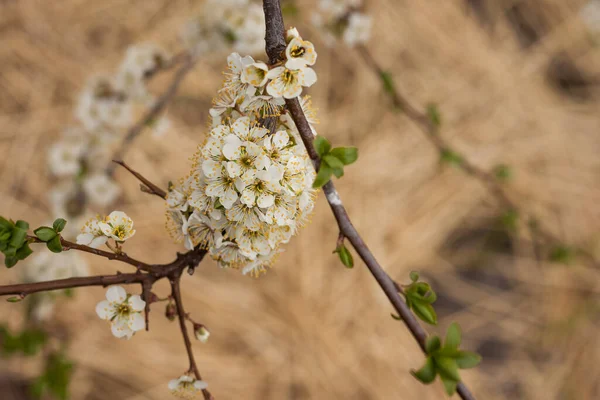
left=209, top=89, right=238, bottom=120
left=194, top=325, right=210, bottom=343
left=266, top=66, right=317, bottom=99
left=223, top=52, right=256, bottom=99
left=299, top=95, right=319, bottom=135
left=168, top=375, right=208, bottom=398
left=285, top=34, right=317, bottom=70
left=98, top=211, right=136, bottom=242
left=48, top=141, right=86, bottom=177
left=77, top=216, right=108, bottom=248
left=241, top=61, right=269, bottom=87
left=83, top=174, right=122, bottom=207
left=343, top=13, right=372, bottom=46
left=150, top=116, right=171, bottom=137
left=96, top=286, right=145, bottom=339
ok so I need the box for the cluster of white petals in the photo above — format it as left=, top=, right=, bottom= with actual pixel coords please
left=96, top=286, right=146, bottom=339
left=48, top=44, right=171, bottom=239
left=311, top=0, right=372, bottom=47
left=165, top=29, right=319, bottom=277
left=181, top=0, right=265, bottom=56
left=168, top=375, right=208, bottom=399
left=77, top=211, right=136, bottom=248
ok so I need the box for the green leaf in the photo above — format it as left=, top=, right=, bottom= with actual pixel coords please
left=411, top=300, right=438, bottom=325
left=5, top=256, right=18, bottom=268
left=16, top=243, right=33, bottom=260
left=313, top=136, right=331, bottom=157
left=46, top=236, right=63, bottom=253
left=335, top=244, right=354, bottom=268
left=494, top=164, right=512, bottom=182
left=409, top=271, right=420, bottom=283
left=9, top=227, right=27, bottom=248
left=425, top=335, right=441, bottom=354
left=391, top=313, right=402, bottom=320
left=330, top=147, right=359, bottom=165
left=52, top=218, right=67, bottom=233
left=426, top=103, right=441, bottom=128
left=500, top=209, right=519, bottom=232
left=549, top=245, right=573, bottom=265
left=331, top=166, right=344, bottom=178
left=445, top=322, right=462, bottom=351
left=455, top=351, right=482, bottom=369
left=34, top=227, right=57, bottom=242
left=434, top=356, right=461, bottom=382
left=6, top=296, right=23, bottom=303
left=323, top=154, right=345, bottom=170
left=312, top=164, right=332, bottom=188
left=380, top=71, right=395, bottom=95
left=411, top=357, right=437, bottom=384
left=440, top=149, right=463, bottom=167
left=15, top=220, right=29, bottom=230
left=439, top=373, right=459, bottom=396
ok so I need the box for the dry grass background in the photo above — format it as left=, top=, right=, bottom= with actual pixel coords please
left=1, top=0, right=600, bottom=399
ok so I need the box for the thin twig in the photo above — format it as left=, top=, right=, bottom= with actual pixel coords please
left=107, top=54, right=198, bottom=176
left=112, top=160, right=167, bottom=199
left=170, top=273, right=213, bottom=400
left=262, top=1, right=477, bottom=399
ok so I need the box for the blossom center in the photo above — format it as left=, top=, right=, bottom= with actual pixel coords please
left=116, top=302, right=132, bottom=317
left=290, top=46, right=305, bottom=58
left=282, top=69, right=295, bottom=85
left=112, top=225, right=127, bottom=240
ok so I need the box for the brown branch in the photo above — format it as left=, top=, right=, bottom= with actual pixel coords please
left=262, top=1, right=476, bottom=399
left=170, top=273, right=213, bottom=400
left=357, top=44, right=600, bottom=268
left=107, top=53, right=198, bottom=176
left=112, top=160, right=167, bottom=199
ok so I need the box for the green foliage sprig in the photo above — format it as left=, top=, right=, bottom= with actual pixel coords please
left=394, top=271, right=438, bottom=325
left=0, top=217, right=33, bottom=268
left=312, top=136, right=358, bottom=188
left=33, top=218, right=67, bottom=254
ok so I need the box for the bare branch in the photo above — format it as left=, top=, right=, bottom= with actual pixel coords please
left=107, top=54, right=198, bottom=176
left=262, top=1, right=477, bottom=398
left=112, top=160, right=167, bottom=199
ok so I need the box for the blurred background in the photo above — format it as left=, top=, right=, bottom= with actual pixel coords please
left=1, top=0, right=600, bottom=399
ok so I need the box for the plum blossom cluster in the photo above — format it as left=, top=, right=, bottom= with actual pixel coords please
left=165, top=29, right=319, bottom=277
left=95, top=286, right=146, bottom=339
left=76, top=211, right=136, bottom=249
left=48, top=44, right=171, bottom=239
left=311, top=0, right=372, bottom=47
left=181, top=0, right=265, bottom=56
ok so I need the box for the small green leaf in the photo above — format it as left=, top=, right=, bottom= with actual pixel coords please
left=455, top=351, right=482, bottom=369
left=330, top=147, right=359, bottom=166
left=331, top=166, right=344, bottom=178
left=494, top=164, right=512, bottom=182
left=6, top=296, right=23, bottom=303
left=426, top=103, right=441, bottom=128
left=323, top=154, right=345, bottom=170
left=440, top=149, right=463, bottom=167
left=312, top=164, right=332, bottom=188
left=411, top=300, right=438, bottom=325
left=16, top=243, right=33, bottom=260
left=52, top=218, right=67, bottom=233
left=9, top=227, right=27, bottom=248
left=549, top=245, right=573, bottom=265
left=425, top=335, right=441, bottom=354
left=313, top=136, right=331, bottom=157
left=439, top=373, right=459, bottom=396
left=15, top=220, right=29, bottom=230
left=336, top=244, right=354, bottom=268
left=34, top=227, right=57, bottom=242
left=434, top=356, right=461, bottom=382
left=391, top=313, right=402, bottom=320
left=5, top=256, right=18, bottom=268
left=380, top=71, right=395, bottom=95
left=409, top=271, right=420, bottom=283
left=411, top=357, right=437, bottom=384
left=445, top=322, right=462, bottom=351
left=46, top=236, right=63, bottom=253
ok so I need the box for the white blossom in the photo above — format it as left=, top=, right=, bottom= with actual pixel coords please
left=168, top=375, right=208, bottom=399
left=98, top=211, right=136, bottom=242
left=83, top=174, right=122, bottom=207
left=344, top=13, right=372, bottom=46
left=96, top=286, right=145, bottom=339
left=266, top=66, right=317, bottom=99
left=48, top=141, right=86, bottom=177
left=77, top=215, right=108, bottom=248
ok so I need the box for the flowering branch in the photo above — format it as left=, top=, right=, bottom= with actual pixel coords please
left=263, top=0, right=477, bottom=398
left=356, top=44, right=600, bottom=268
left=107, top=53, right=198, bottom=176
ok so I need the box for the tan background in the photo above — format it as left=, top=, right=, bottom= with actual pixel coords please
left=2, top=0, right=600, bottom=399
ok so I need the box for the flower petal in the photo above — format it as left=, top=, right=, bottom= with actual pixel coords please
left=128, top=312, right=145, bottom=332
left=128, top=295, right=146, bottom=311
left=106, top=286, right=127, bottom=303
left=95, top=300, right=113, bottom=320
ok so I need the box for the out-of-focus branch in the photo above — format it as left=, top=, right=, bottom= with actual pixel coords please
left=107, top=53, right=198, bottom=176
left=263, top=0, right=477, bottom=399
left=112, top=160, right=167, bottom=199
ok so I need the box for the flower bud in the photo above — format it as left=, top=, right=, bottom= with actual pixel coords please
left=194, top=324, right=210, bottom=343
left=165, top=302, right=177, bottom=321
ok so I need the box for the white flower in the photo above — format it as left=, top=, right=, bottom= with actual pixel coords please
left=194, top=325, right=210, bottom=343
left=209, top=89, right=238, bottom=120
left=168, top=375, right=208, bottom=398
left=285, top=37, right=317, bottom=70
left=48, top=141, right=86, bottom=177
left=242, top=249, right=281, bottom=278
left=83, top=174, right=121, bottom=207
left=343, top=13, right=372, bottom=46
left=77, top=216, right=108, bottom=248
left=299, top=95, right=319, bottom=135
left=240, top=94, right=284, bottom=117
left=266, top=66, right=317, bottom=99
left=241, top=61, right=269, bottom=87
left=167, top=210, right=224, bottom=250
left=223, top=52, right=256, bottom=99
left=582, top=1, right=600, bottom=32
left=205, top=174, right=240, bottom=210
left=98, top=211, right=136, bottom=242
left=166, top=178, right=192, bottom=212
left=95, top=286, right=145, bottom=339
left=235, top=226, right=272, bottom=260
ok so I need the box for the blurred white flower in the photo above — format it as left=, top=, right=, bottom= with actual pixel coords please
left=48, top=141, right=85, bottom=177
left=83, top=174, right=121, bottom=207
left=343, top=13, right=372, bottom=46
left=96, top=286, right=145, bottom=339
left=168, top=375, right=207, bottom=398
